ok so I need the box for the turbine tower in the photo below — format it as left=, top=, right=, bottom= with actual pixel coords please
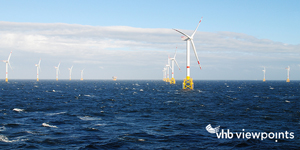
left=68, top=66, right=73, bottom=81
left=35, top=58, right=41, bottom=81
left=174, top=17, right=203, bottom=90
left=162, top=67, right=167, bottom=81
left=286, top=66, right=290, bottom=82
left=165, top=57, right=171, bottom=82
left=169, top=49, right=181, bottom=84
left=54, top=62, right=60, bottom=81
left=262, top=67, right=266, bottom=82
left=2, top=51, right=12, bottom=82
left=80, top=69, right=84, bottom=81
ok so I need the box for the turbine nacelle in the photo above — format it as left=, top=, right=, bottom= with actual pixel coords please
left=181, top=36, right=189, bottom=41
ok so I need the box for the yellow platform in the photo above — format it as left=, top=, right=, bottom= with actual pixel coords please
left=286, top=79, right=290, bottom=82
left=170, top=78, right=175, bottom=84
left=166, top=78, right=170, bottom=82
left=183, top=76, right=194, bottom=90
left=263, top=78, right=265, bottom=82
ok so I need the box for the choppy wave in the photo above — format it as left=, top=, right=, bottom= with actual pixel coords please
left=78, top=116, right=102, bottom=121
left=0, top=80, right=298, bottom=149
left=42, top=123, right=58, bottom=128
left=13, top=108, right=24, bottom=112
left=46, top=112, right=66, bottom=116
left=0, top=135, right=26, bottom=143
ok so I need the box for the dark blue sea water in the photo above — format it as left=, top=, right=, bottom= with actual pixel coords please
left=0, top=80, right=299, bottom=149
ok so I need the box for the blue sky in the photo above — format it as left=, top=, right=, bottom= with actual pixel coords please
left=0, top=0, right=299, bottom=80
left=2, top=0, right=299, bottom=44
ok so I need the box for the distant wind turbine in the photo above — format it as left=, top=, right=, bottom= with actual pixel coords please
left=169, top=49, right=181, bottom=84
left=173, top=17, right=203, bottom=90
left=2, top=51, right=12, bottom=82
left=54, top=62, right=60, bottom=81
left=165, top=57, right=171, bottom=82
left=35, top=58, right=41, bottom=81
left=286, top=66, right=290, bottom=82
left=68, top=66, right=73, bottom=81
left=162, top=67, right=167, bottom=81
left=80, top=69, right=84, bottom=81
left=262, top=67, right=266, bottom=82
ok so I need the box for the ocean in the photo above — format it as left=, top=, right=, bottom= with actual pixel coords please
left=0, top=80, right=299, bottom=149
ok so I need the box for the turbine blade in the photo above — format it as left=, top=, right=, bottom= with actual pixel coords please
left=173, top=29, right=191, bottom=39
left=38, top=59, right=41, bottom=71
left=191, top=17, right=203, bottom=38
left=174, top=59, right=181, bottom=71
left=174, top=49, right=177, bottom=58
left=8, top=62, right=12, bottom=70
left=7, top=51, right=12, bottom=61
left=191, top=39, right=202, bottom=69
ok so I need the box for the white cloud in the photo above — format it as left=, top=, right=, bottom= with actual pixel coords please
left=0, top=21, right=299, bottom=80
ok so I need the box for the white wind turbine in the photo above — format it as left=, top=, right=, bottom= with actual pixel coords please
left=165, top=57, right=172, bottom=82
left=286, top=66, right=290, bottom=82
left=162, top=67, right=167, bottom=81
left=174, top=17, right=203, bottom=90
left=262, top=67, right=266, bottom=82
left=35, top=58, right=41, bottom=81
left=2, top=51, right=13, bottom=82
left=80, top=69, right=84, bottom=81
left=54, top=62, right=60, bottom=81
left=68, top=65, right=73, bottom=81
left=169, top=49, right=181, bottom=84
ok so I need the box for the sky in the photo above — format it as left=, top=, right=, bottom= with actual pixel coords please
left=0, top=0, right=299, bottom=80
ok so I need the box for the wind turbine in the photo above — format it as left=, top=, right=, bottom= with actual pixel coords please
left=54, top=62, right=60, bottom=81
left=80, top=69, right=84, bottom=81
left=68, top=65, right=73, bottom=81
left=174, top=17, right=203, bottom=90
left=162, top=67, right=167, bottom=81
left=262, top=67, right=266, bottom=82
left=2, top=51, right=12, bottom=82
left=35, top=58, right=41, bottom=81
left=286, top=66, right=290, bottom=82
left=169, top=49, right=181, bottom=84
left=165, top=57, right=171, bottom=82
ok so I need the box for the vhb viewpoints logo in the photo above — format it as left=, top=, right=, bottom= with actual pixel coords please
left=206, top=124, right=220, bottom=134
left=205, top=124, right=294, bottom=142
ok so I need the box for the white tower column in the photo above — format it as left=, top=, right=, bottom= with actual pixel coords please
left=56, top=69, right=58, bottom=81
left=186, top=40, right=191, bottom=77
left=5, top=63, right=8, bottom=82
left=171, top=60, right=175, bottom=78
left=37, top=67, right=39, bottom=81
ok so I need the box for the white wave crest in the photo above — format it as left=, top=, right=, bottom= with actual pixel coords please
left=78, top=116, right=102, bottom=121
left=42, top=123, right=58, bottom=128
left=0, top=135, right=19, bottom=143
left=13, top=108, right=24, bottom=112
left=46, top=112, right=66, bottom=116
